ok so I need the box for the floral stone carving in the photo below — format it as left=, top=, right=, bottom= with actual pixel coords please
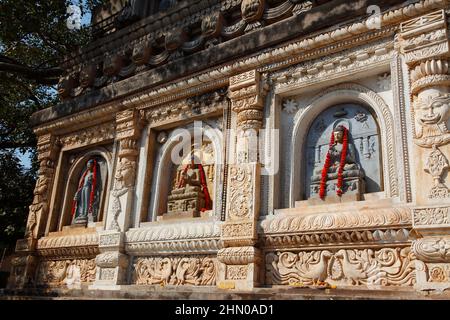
left=266, top=247, right=416, bottom=287
left=133, top=256, right=217, bottom=286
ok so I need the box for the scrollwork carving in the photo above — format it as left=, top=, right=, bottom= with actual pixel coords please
left=424, top=145, right=449, bottom=199
left=412, top=237, right=450, bottom=262
left=36, top=258, right=96, bottom=286
left=228, top=165, right=253, bottom=220
left=266, top=247, right=416, bottom=286
left=413, top=206, right=450, bottom=226
left=133, top=256, right=217, bottom=286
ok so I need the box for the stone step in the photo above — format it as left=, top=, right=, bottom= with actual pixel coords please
left=2, top=286, right=450, bottom=300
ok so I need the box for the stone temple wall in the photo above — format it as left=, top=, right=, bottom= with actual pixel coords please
left=8, top=0, right=450, bottom=295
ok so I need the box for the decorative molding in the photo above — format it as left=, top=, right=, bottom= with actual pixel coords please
left=132, top=255, right=217, bottom=286
left=261, top=228, right=411, bottom=249
left=34, top=104, right=120, bottom=136
left=273, top=40, right=394, bottom=94
left=125, top=221, right=222, bottom=256
left=390, top=53, right=412, bottom=202
left=217, top=246, right=261, bottom=265
left=142, top=88, right=227, bottom=127
left=36, top=233, right=99, bottom=259
left=399, top=10, right=449, bottom=65
left=266, top=247, right=416, bottom=286
left=259, top=207, right=412, bottom=234
left=95, top=252, right=128, bottom=268
left=226, top=265, right=248, bottom=280
left=59, top=122, right=115, bottom=150
left=222, top=221, right=254, bottom=239
left=413, top=206, right=450, bottom=226
left=227, top=165, right=255, bottom=220
left=424, top=145, right=450, bottom=199
left=98, top=232, right=122, bottom=247
left=412, top=236, right=450, bottom=262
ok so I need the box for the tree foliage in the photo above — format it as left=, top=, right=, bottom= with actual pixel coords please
left=0, top=0, right=105, bottom=247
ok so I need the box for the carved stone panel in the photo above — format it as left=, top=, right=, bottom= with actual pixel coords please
left=266, top=247, right=416, bottom=287
left=304, top=104, right=382, bottom=199
left=132, top=255, right=218, bottom=286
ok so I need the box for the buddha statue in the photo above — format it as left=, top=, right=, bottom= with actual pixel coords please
left=310, top=125, right=364, bottom=200
left=167, top=155, right=212, bottom=217
left=71, top=159, right=101, bottom=225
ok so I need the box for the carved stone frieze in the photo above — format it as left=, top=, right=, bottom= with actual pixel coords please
left=273, top=40, right=394, bottom=94
left=260, top=207, right=412, bottom=234
left=143, top=88, right=227, bottom=127
left=227, top=165, right=254, bottom=220
left=98, top=232, right=122, bottom=248
left=95, top=252, right=128, bottom=268
left=217, top=246, right=261, bottom=265
left=413, top=206, right=450, bottom=227
left=261, top=228, right=411, bottom=249
left=36, top=233, right=99, bottom=259
left=125, top=221, right=222, bottom=255
left=36, top=258, right=96, bottom=286
left=266, top=247, right=416, bottom=286
left=222, top=221, right=254, bottom=239
left=424, top=145, right=450, bottom=198
left=399, top=10, right=449, bottom=65
left=59, top=122, right=115, bottom=150
left=226, top=265, right=248, bottom=280
left=412, top=236, right=450, bottom=262
left=132, top=256, right=217, bottom=286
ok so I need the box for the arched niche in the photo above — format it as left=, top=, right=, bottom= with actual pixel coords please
left=148, top=122, right=223, bottom=221
left=290, top=83, right=397, bottom=206
left=58, top=148, right=112, bottom=229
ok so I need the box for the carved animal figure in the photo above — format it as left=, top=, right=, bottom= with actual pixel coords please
left=336, top=250, right=368, bottom=285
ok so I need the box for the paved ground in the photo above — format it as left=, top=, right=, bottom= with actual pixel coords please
left=2, top=285, right=450, bottom=300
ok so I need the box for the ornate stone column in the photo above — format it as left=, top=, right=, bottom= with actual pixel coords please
left=217, top=70, right=266, bottom=290
left=398, top=9, right=450, bottom=290
left=92, top=109, right=141, bottom=289
left=8, top=133, right=59, bottom=289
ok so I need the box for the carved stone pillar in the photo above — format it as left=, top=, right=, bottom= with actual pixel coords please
left=92, top=109, right=141, bottom=289
left=218, top=70, right=265, bottom=290
left=8, top=133, right=59, bottom=289
left=398, top=10, right=450, bottom=290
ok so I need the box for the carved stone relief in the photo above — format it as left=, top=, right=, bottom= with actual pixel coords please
left=266, top=247, right=416, bottom=287
left=133, top=256, right=217, bottom=286
left=36, top=258, right=96, bottom=286
left=424, top=145, right=449, bottom=199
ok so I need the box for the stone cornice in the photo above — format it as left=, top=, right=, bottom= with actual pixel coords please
left=32, top=0, right=449, bottom=133
left=124, top=220, right=223, bottom=256
left=36, top=233, right=99, bottom=259
left=259, top=207, right=412, bottom=234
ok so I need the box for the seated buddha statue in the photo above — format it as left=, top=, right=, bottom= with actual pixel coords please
left=171, top=166, right=202, bottom=195
left=167, top=155, right=212, bottom=216
left=311, top=125, right=364, bottom=199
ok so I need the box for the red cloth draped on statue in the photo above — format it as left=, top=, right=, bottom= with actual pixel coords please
left=319, top=127, right=349, bottom=199
left=71, top=159, right=98, bottom=217
left=177, top=163, right=212, bottom=211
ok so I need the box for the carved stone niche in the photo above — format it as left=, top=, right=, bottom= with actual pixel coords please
left=148, top=118, right=224, bottom=223
left=164, top=141, right=215, bottom=220
left=56, top=148, right=112, bottom=231
left=300, top=104, right=382, bottom=205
